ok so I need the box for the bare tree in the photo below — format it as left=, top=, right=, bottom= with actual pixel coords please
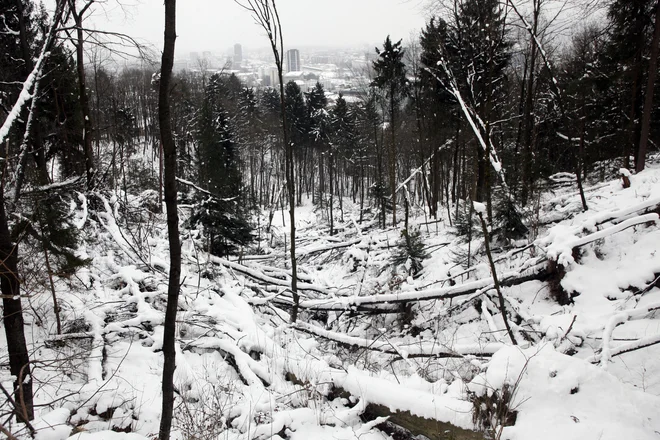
left=505, top=0, right=588, bottom=211
left=236, top=0, right=300, bottom=322
left=157, top=0, right=181, bottom=438
left=66, top=0, right=97, bottom=188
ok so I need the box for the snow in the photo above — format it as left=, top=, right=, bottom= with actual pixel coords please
left=472, top=201, right=486, bottom=214
left=3, top=151, right=660, bottom=440
left=68, top=433, right=149, bottom=440
left=476, top=345, right=660, bottom=440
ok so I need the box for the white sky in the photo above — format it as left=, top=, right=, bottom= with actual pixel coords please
left=86, top=0, right=429, bottom=58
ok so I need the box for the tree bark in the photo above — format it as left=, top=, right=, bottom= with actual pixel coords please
left=477, top=210, right=517, bottom=346
left=636, top=0, right=660, bottom=173
left=70, top=0, right=97, bottom=189
left=158, top=0, right=181, bottom=438
left=0, top=189, right=34, bottom=421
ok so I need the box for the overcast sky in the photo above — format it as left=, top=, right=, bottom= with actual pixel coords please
left=87, top=0, right=428, bottom=58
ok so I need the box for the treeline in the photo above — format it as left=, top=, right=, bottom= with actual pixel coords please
left=79, top=0, right=660, bottom=236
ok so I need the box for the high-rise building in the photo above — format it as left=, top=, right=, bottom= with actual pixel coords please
left=269, top=67, right=279, bottom=87
left=234, top=44, right=243, bottom=63
left=286, top=49, right=300, bottom=72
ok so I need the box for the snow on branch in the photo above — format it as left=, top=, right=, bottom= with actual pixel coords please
left=545, top=213, right=659, bottom=267
left=427, top=61, right=512, bottom=198
left=207, top=254, right=334, bottom=296
left=600, top=301, right=660, bottom=367
left=0, top=1, right=65, bottom=146
left=176, top=177, right=239, bottom=202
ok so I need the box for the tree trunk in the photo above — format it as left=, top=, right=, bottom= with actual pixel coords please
left=71, top=0, right=96, bottom=189
left=158, top=0, right=182, bottom=438
left=389, top=96, right=397, bottom=226
left=329, top=150, right=334, bottom=235
left=477, top=211, right=517, bottom=346
left=520, top=0, right=540, bottom=206
left=0, top=189, right=34, bottom=422
left=636, top=0, right=660, bottom=173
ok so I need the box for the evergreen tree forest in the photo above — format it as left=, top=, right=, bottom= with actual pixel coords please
left=1, top=0, right=660, bottom=439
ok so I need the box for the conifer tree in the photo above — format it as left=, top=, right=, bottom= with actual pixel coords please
left=191, top=74, right=252, bottom=256
left=284, top=80, right=308, bottom=154
left=372, top=36, right=408, bottom=226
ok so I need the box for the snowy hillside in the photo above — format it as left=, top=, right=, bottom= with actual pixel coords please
left=2, top=158, right=660, bottom=440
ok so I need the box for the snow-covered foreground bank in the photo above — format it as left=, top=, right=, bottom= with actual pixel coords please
left=3, top=159, right=660, bottom=440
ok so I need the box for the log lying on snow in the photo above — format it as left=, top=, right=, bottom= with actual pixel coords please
left=285, top=371, right=485, bottom=440
left=184, top=336, right=272, bottom=387
left=208, top=255, right=334, bottom=296
left=295, top=321, right=503, bottom=358
left=292, top=210, right=659, bottom=312
left=236, top=237, right=364, bottom=262
left=183, top=328, right=485, bottom=439
left=44, top=332, right=95, bottom=348
left=294, top=263, right=549, bottom=311
left=363, top=404, right=485, bottom=440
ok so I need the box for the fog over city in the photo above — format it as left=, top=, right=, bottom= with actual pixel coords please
left=88, top=0, right=428, bottom=55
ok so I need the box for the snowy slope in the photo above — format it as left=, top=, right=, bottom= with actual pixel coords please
left=2, top=159, right=660, bottom=440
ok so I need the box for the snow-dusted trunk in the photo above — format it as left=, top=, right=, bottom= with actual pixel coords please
left=0, top=189, right=33, bottom=422
left=13, top=78, right=44, bottom=204
left=267, top=1, right=300, bottom=322
left=0, top=3, right=61, bottom=145
left=389, top=85, right=397, bottom=226
left=520, top=0, right=541, bottom=206
left=158, top=0, right=181, bottom=438
left=238, top=0, right=299, bottom=321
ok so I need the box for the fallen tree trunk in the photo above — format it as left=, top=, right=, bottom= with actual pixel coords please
left=184, top=337, right=271, bottom=387
left=363, top=404, right=485, bottom=440
left=295, top=263, right=549, bottom=311
left=206, top=254, right=335, bottom=296
left=285, top=372, right=485, bottom=440
left=294, top=321, right=502, bottom=358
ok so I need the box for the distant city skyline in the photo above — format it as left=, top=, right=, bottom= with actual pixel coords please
left=84, top=0, right=428, bottom=58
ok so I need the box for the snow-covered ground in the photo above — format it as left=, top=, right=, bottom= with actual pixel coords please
left=3, top=157, right=660, bottom=440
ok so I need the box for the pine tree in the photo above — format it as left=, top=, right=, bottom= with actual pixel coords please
left=191, top=74, right=252, bottom=256
left=284, top=80, right=308, bottom=152
left=391, top=229, right=429, bottom=276
left=358, top=91, right=388, bottom=227
left=372, top=36, right=408, bottom=226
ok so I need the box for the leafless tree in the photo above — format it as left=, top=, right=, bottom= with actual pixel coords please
left=235, top=0, right=300, bottom=322
left=157, top=0, right=181, bottom=438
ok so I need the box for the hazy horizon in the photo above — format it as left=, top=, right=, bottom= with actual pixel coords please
left=83, top=0, right=428, bottom=60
